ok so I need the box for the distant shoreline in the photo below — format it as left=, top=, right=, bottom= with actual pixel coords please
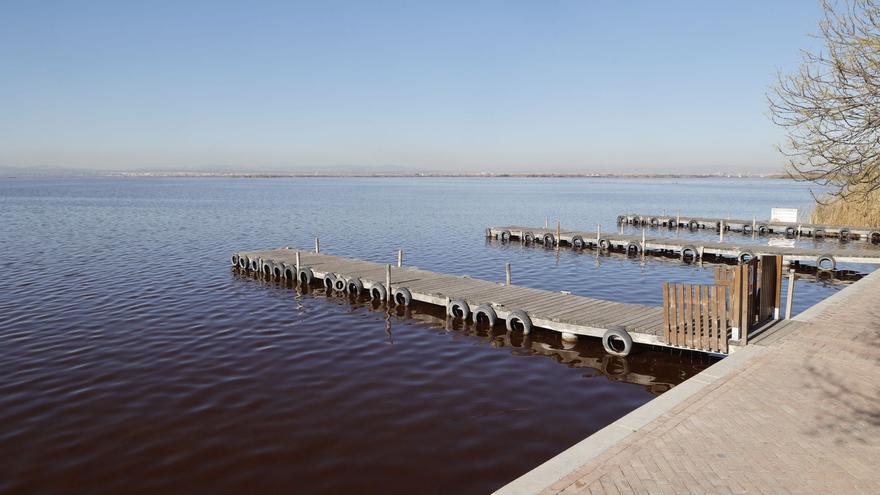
left=4, top=172, right=789, bottom=179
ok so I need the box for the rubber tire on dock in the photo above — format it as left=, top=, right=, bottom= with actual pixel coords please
left=500, top=230, right=511, bottom=242
left=602, top=326, right=633, bottom=357
left=680, top=245, right=699, bottom=262
left=737, top=250, right=755, bottom=264
left=650, top=217, right=660, bottom=227
left=817, top=254, right=836, bottom=271
left=323, top=274, right=336, bottom=290
left=598, top=238, right=611, bottom=250
left=631, top=216, right=641, bottom=226
left=283, top=265, right=296, bottom=280
left=239, top=256, right=249, bottom=269
left=447, top=299, right=471, bottom=320
left=393, top=287, right=412, bottom=306
left=505, top=309, right=532, bottom=334
left=688, top=220, right=699, bottom=230
left=758, top=225, right=768, bottom=234
left=616, top=215, right=626, bottom=225
left=472, top=305, right=498, bottom=326
left=742, top=224, right=753, bottom=234
left=370, top=283, right=387, bottom=301
left=625, top=242, right=641, bottom=255
left=250, top=258, right=260, bottom=271
left=571, top=236, right=585, bottom=249
left=813, top=228, right=825, bottom=238
left=871, top=232, right=880, bottom=245
left=542, top=233, right=555, bottom=246
left=785, top=226, right=797, bottom=237
left=523, top=232, right=535, bottom=243
left=333, top=277, right=347, bottom=292
left=346, top=278, right=364, bottom=296
left=298, top=267, right=314, bottom=285
left=232, top=254, right=239, bottom=266
left=839, top=228, right=850, bottom=241
left=262, top=261, right=274, bottom=277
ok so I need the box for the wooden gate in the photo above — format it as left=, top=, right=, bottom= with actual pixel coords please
left=662, top=283, right=729, bottom=353
left=663, top=255, right=783, bottom=352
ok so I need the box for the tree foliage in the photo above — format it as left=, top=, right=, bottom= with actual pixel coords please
left=769, top=0, right=880, bottom=202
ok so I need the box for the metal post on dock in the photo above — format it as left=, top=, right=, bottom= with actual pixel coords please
left=752, top=216, right=757, bottom=236
left=295, top=251, right=301, bottom=272
left=641, top=228, right=646, bottom=254
left=386, top=263, right=392, bottom=293
left=676, top=211, right=680, bottom=228
left=505, top=262, right=511, bottom=285
left=556, top=221, right=561, bottom=252
left=397, top=249, right=403, bottom=268
left=719, top=219, right=725, bottom=243
left=596, top=223, right=601, bottom=246
left=785, top=269, right=796, bottom=319
left=315, top=237, right=320, bottom=254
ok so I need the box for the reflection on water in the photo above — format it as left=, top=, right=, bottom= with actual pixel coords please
left=248, top=269, right=717, bottom=397
left=0, top=177, right=868, bottom=495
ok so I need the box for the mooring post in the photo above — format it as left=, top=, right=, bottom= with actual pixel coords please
left=386, top=264, right=392, bottom=297
left=295, top=251, right=301, bottom=272
left=676, top=211, right=680, bottom=228
left=315, top=237, right=320, bottom=254
left=505, top=262, right=511, bottom=285
left=641, top=228, right=646, bottom=253
left=397, top=249, right=403, bottom=268
left=596, top=223, right=601, bottom=246
left=556, top=220, right=561, bottom=251
left=719, top=219, right=725, bottom=243
left=785, top=269, right=796, bottom=319
left=752, top=215, right=757, bottom=235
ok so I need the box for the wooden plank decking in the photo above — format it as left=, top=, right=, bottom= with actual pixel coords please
left=487, top=226, right=880, bottom=267
left=231, top=248, right=712, bottom=353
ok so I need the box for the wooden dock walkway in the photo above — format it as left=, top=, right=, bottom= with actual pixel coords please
left=618, top=212, right=880, bottom=243
left=487, top=225, right=880, bottom=269
left=231, top=248, right=717, bottom=354
left=496, top=267, right=880, bottom=494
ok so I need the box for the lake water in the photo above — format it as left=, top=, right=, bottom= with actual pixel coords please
left=1, top=177, right=874, bottom=494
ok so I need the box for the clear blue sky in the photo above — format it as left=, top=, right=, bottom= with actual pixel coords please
left=0, top=1, right=824, bottom=173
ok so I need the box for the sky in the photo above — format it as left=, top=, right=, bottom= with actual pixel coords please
left=0, top=1, right=825, bottom=173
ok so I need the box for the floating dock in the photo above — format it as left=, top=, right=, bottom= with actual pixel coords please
left=486, top=225, right=880, bottom=269
left=231, top=248, right=728, bottom=355
left=617, top=212, right=880, bottom=243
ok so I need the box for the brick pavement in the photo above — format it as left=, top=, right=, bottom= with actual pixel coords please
left=532, top=269, right=880, bottom=494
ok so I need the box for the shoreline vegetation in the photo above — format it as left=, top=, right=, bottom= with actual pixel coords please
left=812, top=187, right=880, bottom=228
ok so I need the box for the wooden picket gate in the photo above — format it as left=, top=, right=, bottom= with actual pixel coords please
left=662, top=282, right=729, bottom=353
left=663, top=255, right=783, bottom=353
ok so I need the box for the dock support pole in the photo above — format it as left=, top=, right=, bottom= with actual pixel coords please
left=641, top=228, right=646, bottom=253
left=556, top=221, right=561, bottom=251
left=596, top=224, right=601, bottom=247
left=720, top=220, right=725, bottom=243
left=676, top=211, right=680, bottom=228
left=752, top=216, right=757, bottom=236
left=785, top=269, right=796, bottom=319
left=505, top=262, right=511, bottom=285
left=315, top=237, right=320, bottom=253
left=295, top=251, right=301, bottom=272
left=397, top=249, right=403, bottom=268
left=386, top=264, right=392, bottom=297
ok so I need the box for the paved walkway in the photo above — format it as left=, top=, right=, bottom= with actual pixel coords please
left=501, top=269, right=880, bottom=494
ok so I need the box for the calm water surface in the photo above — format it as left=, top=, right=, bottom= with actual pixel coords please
left=0, top=177, right=872, bottom=494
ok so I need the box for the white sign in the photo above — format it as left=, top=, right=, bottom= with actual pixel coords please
left=771, top=208, right=798, bottom=223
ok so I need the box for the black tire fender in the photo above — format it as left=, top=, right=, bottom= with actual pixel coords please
left=602, top=326, right=633, bottom=357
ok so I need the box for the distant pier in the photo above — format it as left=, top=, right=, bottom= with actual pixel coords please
left=617, top=212, right=880, bottom=243
left=486, top=225, right=880, bottom=270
